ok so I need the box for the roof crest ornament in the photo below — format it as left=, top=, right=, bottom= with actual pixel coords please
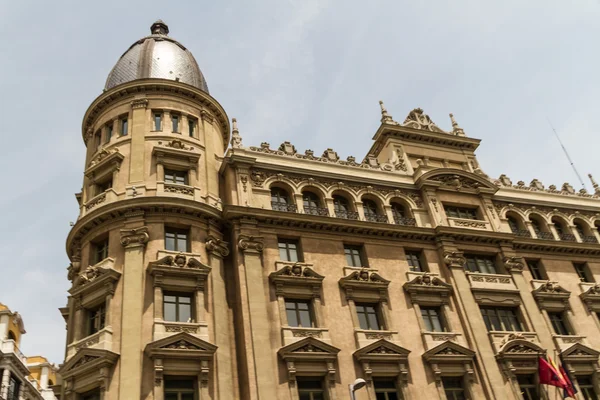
left=449, top=113, right=465, bottom=136
left=402, top=108, right=445, bottom=133
left=151, top=20, right=169, bottom=35
left=379, top=100, right=398, bottom=125
left=231, top=118, right=243, bottom=149
left=589, top=174, right=600, bottom=195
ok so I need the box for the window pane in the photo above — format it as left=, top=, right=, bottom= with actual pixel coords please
left=164, top=303, right=177, bottom=322
left=356, top=306, right=369, bottom=330
left=189, top=120, right=195, bottom=137
left=298, top=309, right=312, bottom=327
left=177, top=235, right=188, bottom=252
left=179, top=304, right=191, bottom=322
left=165, top=233, right=176, bottom=251
left=121, top=119, right=128, bottom=135
left=181, top=394, right=195, bottom=400
left=154, top=114, right=162, bottom=130
left=172, top=115, right=179, bottom=132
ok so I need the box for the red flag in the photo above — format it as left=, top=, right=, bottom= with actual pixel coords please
left=539, top=357, right=567, bottom=389
left=558, top=365, right=576, bottom=398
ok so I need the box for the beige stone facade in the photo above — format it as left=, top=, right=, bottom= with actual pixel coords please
left=59, top=21, right=600, bottom=400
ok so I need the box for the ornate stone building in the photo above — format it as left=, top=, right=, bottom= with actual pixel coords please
left=0, top=303, right=59, bottom=400
left=59, top=20, right=600, bottom=400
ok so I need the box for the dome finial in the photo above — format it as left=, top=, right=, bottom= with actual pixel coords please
left=231, top=118, right=243, bottom=149
left=379, top=100, right=394, bottom=124
left=151, top=20, right=169, bottom=35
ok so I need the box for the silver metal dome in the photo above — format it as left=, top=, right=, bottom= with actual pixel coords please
left=104, top=20, right=209, bottom=92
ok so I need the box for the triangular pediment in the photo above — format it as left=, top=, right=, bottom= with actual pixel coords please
left=561, top=343, right=600, bottom=362
left=145, top=332, right=217, bottom=357
left=59, top=348, right=119, bottom=378
left=417, top=169, right=498, bottom=193
left=354, top=339, right=410, bottom=362
left=278, top=337, right=340, bottom=361
left=422, top=341, right=475, bottom=363
left=269, top=264, right=324, bottom=282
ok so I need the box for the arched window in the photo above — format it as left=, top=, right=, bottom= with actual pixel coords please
left=575, top=221, right=597, bottom=243
left=7, top=330, right=16, bottom=341
left=48, top=380, right=54, bottom=387
left=506, top=214, right=530, bottom=237
left=333, top=195, right=357, bottom=220
left=302, top=192, right=327, bottom=216
left=362, top=199, right=386, bottom=223
left=552, top=218, right=575, bottom=242
left=530, top=216, right=553, bottom=240
left=271, top=188, right=295, bottom=212
left=391, top=202, right=414, bottom=226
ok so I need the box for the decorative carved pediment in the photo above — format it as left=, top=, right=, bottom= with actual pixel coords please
left=59, top=348, right=119, bottom=379
left=270, top=263, right=324, bottom=298
left=561, top=342, right=600, bottom=363
left=403, top=273, right=453, bottom=305
left=418, top=170, right=498, bottom=193
left=145, top=332, right=217, bottom=357
left=149, top=253, right=207, bottom=270
left=402, top=108, right=445, bottom=133
left=339, top=269, right=390, bottom=301
left=85, top=149, right=124, bottom=182
left=497, top=338, right=545, bottom=358
left=580, top=284, right=600, bottom=312
left=354, top=339, right=410, bottom=360
left=279, top=337, right=340, bottom=359
left=148, top=252, right=211, bottom=291
left=339, top=269, right=390, bottom=285
left=69, top=258, right=120, bottom=303
left=422, top=341, right=475, bottom=364
left=532, top=282, right=571, bottom=310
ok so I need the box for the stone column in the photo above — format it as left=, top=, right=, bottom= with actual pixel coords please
left=237, top=234, right=278, bottom=400
left=129, top=98, right=148, bottom=183
left=104, top=283, right=115, bottom=328
left=206, top=236, right=235, bottom=399
left=201, top=111, right=220, bottom=205
left=0, top=368, right=10, bottom=399
left=439, top=245, right=505, bottom=399
left=73, top=297, right=85, bottom=342
left=118, top=226, right=149, bottom=400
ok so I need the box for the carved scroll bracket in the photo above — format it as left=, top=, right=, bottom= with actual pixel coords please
left=206, top=236, right=230, bottom=258
left=443, top=251, right=466, bottom=268
left=238, top=235, right=264, bottom=253
left=120, top=227, right=149, bottom=248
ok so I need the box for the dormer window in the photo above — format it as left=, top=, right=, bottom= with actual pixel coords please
left=444, top=205, right=478, bottom=220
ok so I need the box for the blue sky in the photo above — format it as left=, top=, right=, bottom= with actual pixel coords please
left=1, top=0, right=599, bottom=363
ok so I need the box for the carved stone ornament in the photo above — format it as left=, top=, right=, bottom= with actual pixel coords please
left=443, top=251, right=467, bottom=268
left=231, top=118, right=243, bottom=149
left=163, top=139, right=192, bottom=151
left=72, top=355, right=99, bottom=369
left=206, top=236, right=230, bottom=258
left=503, top=257, right=525, bottom=273
left=279, top=141, right=297, bottom=155
left=406, top=273, right=450, bottom=287
left=342, top=269, right=389, bottom=284
left=535, top=281, right=570, bottom=294
left=67, top=260, right=81, bottom=282
left=430, top=174, right=481, bottom=190
left=149, top=253, right=203, bottom=269
left=238, top=235, right=264, bottom=252
left=131, top=98, right=148, bottom=109
left=250, top=170, right=266, bottom=187
left=163, top=340, right=201, bottom=350
left=77, top=266, right=104, bottom=286
left=402, top=108, right=445, bottom=133
left=321, top=148, right=339, bottom=162
left=120, top=227, right=150, bottom=247
left=273, top=264, right=322, bottom=279
left=89, top=148, right=120, bottom=167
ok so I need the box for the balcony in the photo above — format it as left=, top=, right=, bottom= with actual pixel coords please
left=281, top=326, right=331, bottom=346
left=271, top=202, right=298, bottom=212
left=0, top=339, right=28, bottom=367
left=304, top=206, right=329, bottom=216
left=335, top=210, right=359, bottom=220
left=535, top=231, right=555, bottom=240
left=157, top=181, right=198, bottom=200
left=365, top=214, right=388, bottom=223
left=421, top=331, right=467, bottom=350
left=354, top=328, right=399, bottom=348
left=394, top=216, right=417, bottom=226
left=582, top=235, right=599, bottom=244
left=559, top=233, right=577, bottom=242
left=512, top=229, right=532, bottom=238
left=153, top=320, right=209, bottom=342
left=466, top=272, right=517, bottom=292
left=66, top=327, right=113, bottom=360
left=553, top=334, right=587, bottom=351
left=488, top=331, right=540, bottom=354
left=448, top=217, right=492, bottom=231
left=82, top=189, right=117, bottom=215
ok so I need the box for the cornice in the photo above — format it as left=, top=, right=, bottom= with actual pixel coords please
left=81, top=79, right=230, bottom=149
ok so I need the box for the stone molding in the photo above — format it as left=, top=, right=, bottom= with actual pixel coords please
left=238, top=234, right=264, bottom=253
left=120, top=227, right=149, bottom=247
left=443, top=251, right=466, bottom=268
left=403, top=273, right=453, bottom=305
left=503, top=257, right=525, bottom=273
left=339, top=269, right=390, bottom=301
left=580, top=284, right=600, bottom=312
left=278, top=337, right=340, bottom=383
left=353, top=339, right=410, bottom=383
left=532, top=281, right=571, bottom=310
left=130, top=98, right=148, bottom=109
left=270, top=263, right=324, bottom=299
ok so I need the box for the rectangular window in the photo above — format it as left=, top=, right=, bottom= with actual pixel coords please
left=374, top=378, right=401, bottom=400
left=278, top=239, right=301, bottom=262
left=105, top=124, right=113, bottom=143
left=356, top=303, right=383, bottom=330
left=120, top=118, right=128, bottom=135
left=526, top=260, right=545, bottom=280
left=88, top=303, right=106, bottom=335
left=517, top=375, right=538, bottom=400
left=165, top=228, right=189, bottom=252
left=480, top=306, right=523, bottom=332
left=285, top=300, right=314, bottom=328
left=96, top=178, right=113, bottom=196
left=444, top=205, right=479, bottom=220
left=297, top=378, right=324, bottom=400
left=7, top=374, right=21, bottom=400
left=465, top=254, right=497, bottom=274
left=442, top=377, right=466, bottom=400
left=164, top=377, right=196, bottom=400
left=578, top=376, right=598, bottom=400
left=172, top=114, right=180, bottom=132
left=80, top=389, right=102, bottom=400
left=154, top=112, right=163, bottom=131
left=405, top=250, right=424, bottom=272
left=92, top=238, right=109, bottom=265
left=548, top=312, right=572, bottom=335
left=421, top=307, right=445, bottom=332
left=344, top=245, right=365, bottom=267
left=574, top=262, right=594, bottom=283
left=164, top=293, right=192, bottom=323
left=95, top=130, right=102, bottom=149
left=188, top=118, right=196, bottom=137
left=164, top=169, right=188, bottom=185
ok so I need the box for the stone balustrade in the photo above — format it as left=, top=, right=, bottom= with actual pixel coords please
left=467, top=272, right=517, bottom=291
left=281, top=327, right=331, bottom=346
left=66, top=327, right=113, bottom=360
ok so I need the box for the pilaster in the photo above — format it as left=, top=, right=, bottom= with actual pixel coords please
left=118, top=225, right=149, bottom=400
left=129, top=98, right=148, bottom=183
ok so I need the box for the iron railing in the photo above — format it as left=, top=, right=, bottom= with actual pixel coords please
left=271, top=203, right=298, bottom=212
left=559, top=233, right=577, bottom=242
left=304, top=206, right=329, bottom=216
left=582, top=235, right=598, bottom=244
left=536, top=231, right=555, bottom=240
left=512, top=229, right=532, bottom=238
left=365, top=214, right=388, bottom=223
left=394, top=217, right=417, bottom=226
left=335, top=210, right=360, bottom=220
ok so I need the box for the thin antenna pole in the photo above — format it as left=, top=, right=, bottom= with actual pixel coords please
left=547, top=118, right=586, bottom=190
